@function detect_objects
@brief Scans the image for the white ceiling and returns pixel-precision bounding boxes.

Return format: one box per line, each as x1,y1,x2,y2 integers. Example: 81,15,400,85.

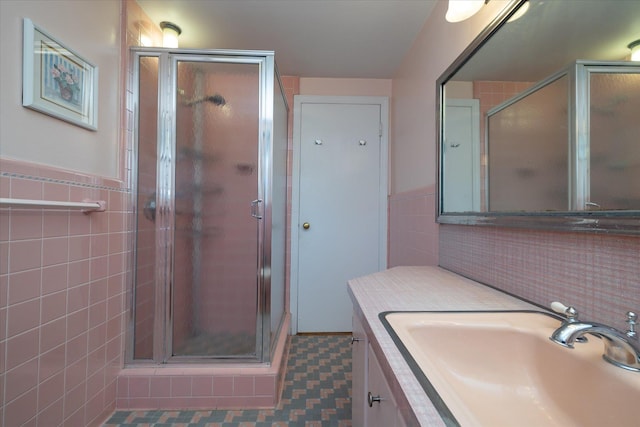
136,0,438,78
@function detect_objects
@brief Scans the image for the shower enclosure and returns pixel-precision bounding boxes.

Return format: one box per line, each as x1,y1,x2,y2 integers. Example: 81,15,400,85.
129,48,288,364
486,61,640,212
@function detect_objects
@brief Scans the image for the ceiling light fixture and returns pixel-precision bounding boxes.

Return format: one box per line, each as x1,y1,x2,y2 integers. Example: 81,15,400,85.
160,21,182,48
629,39,640,61
446,0,488,23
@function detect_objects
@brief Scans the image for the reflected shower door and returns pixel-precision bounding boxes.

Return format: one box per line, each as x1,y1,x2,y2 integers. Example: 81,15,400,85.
589,71,640,210
488,76,569,211
172,59,260,358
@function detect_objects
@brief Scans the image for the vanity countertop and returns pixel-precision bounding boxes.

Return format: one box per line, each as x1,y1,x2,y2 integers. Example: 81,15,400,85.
347,266,539,426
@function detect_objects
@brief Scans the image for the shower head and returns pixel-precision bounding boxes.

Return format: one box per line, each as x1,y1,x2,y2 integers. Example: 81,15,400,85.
184,94,226,107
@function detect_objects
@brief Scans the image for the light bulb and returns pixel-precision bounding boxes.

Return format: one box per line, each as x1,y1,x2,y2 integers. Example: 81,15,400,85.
629,40,640,61
160,21,181,48
446,0,485,23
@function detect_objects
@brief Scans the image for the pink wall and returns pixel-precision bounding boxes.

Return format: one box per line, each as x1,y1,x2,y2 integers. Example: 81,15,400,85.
388,0,511,268
389,0,640,328
300,78,392,97
0,0,125,425
388,186,438,267
0,160,127,427
0,1,122,179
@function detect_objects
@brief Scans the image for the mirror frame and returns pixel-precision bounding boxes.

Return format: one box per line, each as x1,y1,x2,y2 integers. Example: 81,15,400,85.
436,0,640,235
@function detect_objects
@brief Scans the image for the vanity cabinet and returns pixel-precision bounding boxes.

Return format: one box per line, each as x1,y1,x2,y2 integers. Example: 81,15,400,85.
353,314,407,427
352,314,369,426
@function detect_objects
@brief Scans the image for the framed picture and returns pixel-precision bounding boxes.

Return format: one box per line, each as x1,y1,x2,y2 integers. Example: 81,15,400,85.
22,18,98,131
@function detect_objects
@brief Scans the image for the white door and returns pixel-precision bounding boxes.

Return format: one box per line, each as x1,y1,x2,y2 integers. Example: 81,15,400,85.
443,99,480,212
292,96,388,333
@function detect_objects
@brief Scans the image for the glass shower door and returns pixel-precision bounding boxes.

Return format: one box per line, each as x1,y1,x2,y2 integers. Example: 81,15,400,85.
131,49,286,365
171,58,261,358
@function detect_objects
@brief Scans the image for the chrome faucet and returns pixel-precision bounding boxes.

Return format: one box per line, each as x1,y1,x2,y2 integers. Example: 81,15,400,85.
549,302,640,372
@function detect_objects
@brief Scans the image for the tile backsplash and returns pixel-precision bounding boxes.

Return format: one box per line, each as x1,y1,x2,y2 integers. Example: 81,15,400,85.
439,223,640,331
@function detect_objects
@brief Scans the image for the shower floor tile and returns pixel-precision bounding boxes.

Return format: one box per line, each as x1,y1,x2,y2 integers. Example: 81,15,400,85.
103,334,352,426
174,331,256,357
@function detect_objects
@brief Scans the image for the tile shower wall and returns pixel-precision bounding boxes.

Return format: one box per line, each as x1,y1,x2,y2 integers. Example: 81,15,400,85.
439,225,640,331
115,2,297,411
0,160,128,427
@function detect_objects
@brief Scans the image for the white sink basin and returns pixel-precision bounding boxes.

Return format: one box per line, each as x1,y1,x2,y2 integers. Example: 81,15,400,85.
383,311,640,427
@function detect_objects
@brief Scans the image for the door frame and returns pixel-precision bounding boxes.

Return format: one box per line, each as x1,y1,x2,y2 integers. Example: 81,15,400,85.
290,95,389,334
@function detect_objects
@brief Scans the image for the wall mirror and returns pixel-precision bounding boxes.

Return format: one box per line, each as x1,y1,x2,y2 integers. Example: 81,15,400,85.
437,0,640,234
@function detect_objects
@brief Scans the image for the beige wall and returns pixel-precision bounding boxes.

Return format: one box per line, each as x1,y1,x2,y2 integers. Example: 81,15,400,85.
446,81,474,99
0,0,122,179
300,77,391,96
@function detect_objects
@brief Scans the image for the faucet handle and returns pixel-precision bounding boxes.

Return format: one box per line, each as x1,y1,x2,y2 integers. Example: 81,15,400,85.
551,301,579,322
626,311,637,339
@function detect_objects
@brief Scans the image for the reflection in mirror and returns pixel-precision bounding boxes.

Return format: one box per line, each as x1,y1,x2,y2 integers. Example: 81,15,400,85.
438,0,640,233
589,70,640,210
487,74,568,212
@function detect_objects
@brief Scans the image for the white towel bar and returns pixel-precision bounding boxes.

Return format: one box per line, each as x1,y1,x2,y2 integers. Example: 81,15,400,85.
0,198,106,212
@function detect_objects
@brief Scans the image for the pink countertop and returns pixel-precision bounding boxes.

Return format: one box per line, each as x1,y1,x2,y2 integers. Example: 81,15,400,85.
347,266,538,426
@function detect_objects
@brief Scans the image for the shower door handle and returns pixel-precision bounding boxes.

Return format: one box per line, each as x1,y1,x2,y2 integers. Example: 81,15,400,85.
143,193,157,222
250,199,263,219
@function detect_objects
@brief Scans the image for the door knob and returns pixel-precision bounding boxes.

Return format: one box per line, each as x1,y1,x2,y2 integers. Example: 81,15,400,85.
367,392,382,407
302,222,310,230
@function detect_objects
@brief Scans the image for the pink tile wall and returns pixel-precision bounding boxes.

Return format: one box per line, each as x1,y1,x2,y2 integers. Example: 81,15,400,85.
0,159,127,427
196,71,261,337
117,371,277,410
387,184,639,331
388,185,439,267
115,314,290,410
439,224,640,331
421,80,640,329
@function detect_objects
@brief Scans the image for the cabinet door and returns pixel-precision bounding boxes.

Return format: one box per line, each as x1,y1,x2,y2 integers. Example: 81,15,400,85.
352,315,368,426
367,344,398,427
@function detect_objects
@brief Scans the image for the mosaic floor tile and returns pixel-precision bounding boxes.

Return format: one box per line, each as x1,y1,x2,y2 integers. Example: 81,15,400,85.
174,332,256,357
103,334,352,426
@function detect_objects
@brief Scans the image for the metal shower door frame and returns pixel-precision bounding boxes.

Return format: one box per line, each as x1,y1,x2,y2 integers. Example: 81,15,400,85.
129,47,277,364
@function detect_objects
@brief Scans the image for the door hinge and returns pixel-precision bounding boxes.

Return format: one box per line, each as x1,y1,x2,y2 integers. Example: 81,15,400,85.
379,122,383,137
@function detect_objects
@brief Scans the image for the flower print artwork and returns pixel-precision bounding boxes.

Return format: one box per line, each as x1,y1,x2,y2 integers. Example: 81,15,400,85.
50,63,81,103
42,41,85,109
23,18,97,130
